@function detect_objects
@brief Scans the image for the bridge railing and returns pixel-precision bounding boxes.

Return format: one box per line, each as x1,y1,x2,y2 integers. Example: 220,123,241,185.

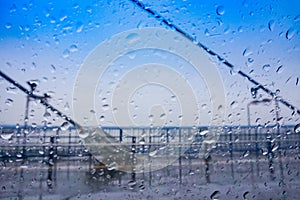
0,125,298,159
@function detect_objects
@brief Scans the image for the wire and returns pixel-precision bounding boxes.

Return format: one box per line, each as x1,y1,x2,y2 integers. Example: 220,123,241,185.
129,0,300,116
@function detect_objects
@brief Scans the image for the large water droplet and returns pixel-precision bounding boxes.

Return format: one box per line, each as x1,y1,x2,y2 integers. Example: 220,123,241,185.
286,28,296,40
243,191,249,199
294,123,300,133
139,184,145,191
107,162,117,170
263,64,271,72
60,122,70,131
79,129,89,139
268,20,275,31
5,23,12,29
0,130,14,140
216,6,225,16
128,180,137,188
210,190,221,199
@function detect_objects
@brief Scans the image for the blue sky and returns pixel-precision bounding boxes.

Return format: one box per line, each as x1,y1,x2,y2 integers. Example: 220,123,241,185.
0,0,299,127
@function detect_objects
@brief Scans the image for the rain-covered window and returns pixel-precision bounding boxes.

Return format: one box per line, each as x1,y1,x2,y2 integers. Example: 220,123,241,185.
0,0,299,199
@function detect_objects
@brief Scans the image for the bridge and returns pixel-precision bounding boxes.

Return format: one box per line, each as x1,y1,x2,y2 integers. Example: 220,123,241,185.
1,125,298,159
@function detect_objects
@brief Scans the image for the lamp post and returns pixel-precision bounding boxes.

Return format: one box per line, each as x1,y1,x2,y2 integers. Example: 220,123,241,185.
24,81,37,128
21,81,38,158
247,85,281,177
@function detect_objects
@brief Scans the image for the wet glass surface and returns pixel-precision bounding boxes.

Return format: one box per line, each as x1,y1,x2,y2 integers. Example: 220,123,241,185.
0,0,300,199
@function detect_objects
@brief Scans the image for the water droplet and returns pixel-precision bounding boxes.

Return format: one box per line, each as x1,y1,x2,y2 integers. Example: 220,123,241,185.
294,123,300,133
250,87,259,98
160,113,166,119
149,149,158,156
210,190,221,199
59,14,68,22
102,104,110,111
128,180,137,188
171,95,176,101
128,52,136,59
38,150,44,155
43,111,51,119
0,130,14,140
263,64,271,72
5,23,12,29
276,65,284,74
296,77,299,86
62,49,70,58
286,28,296,40
64,102,70,110
90,168,96,175
295,14,300,22
50,64,56,73
9,4,17,13
47,179,52,187
272,144,279,152
204,28,210,36
76,22,84,33
139,138,145,145
216,6,225,16
242,48,253,57
107,162,117,170
243,191,249,199
99,115,105,122
125,33,140,44
139,184,145,191
60,121,70,131
248,58,254,63
86,6,92,14
199,130,209,136
78,129,89,139
69,44,78,52
230,101,238,109
5,98,13,106
243,150,250,157
268,20,275,31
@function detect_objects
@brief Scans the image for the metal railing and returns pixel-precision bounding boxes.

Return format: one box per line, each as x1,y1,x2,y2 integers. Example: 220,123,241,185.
0,125,298,159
